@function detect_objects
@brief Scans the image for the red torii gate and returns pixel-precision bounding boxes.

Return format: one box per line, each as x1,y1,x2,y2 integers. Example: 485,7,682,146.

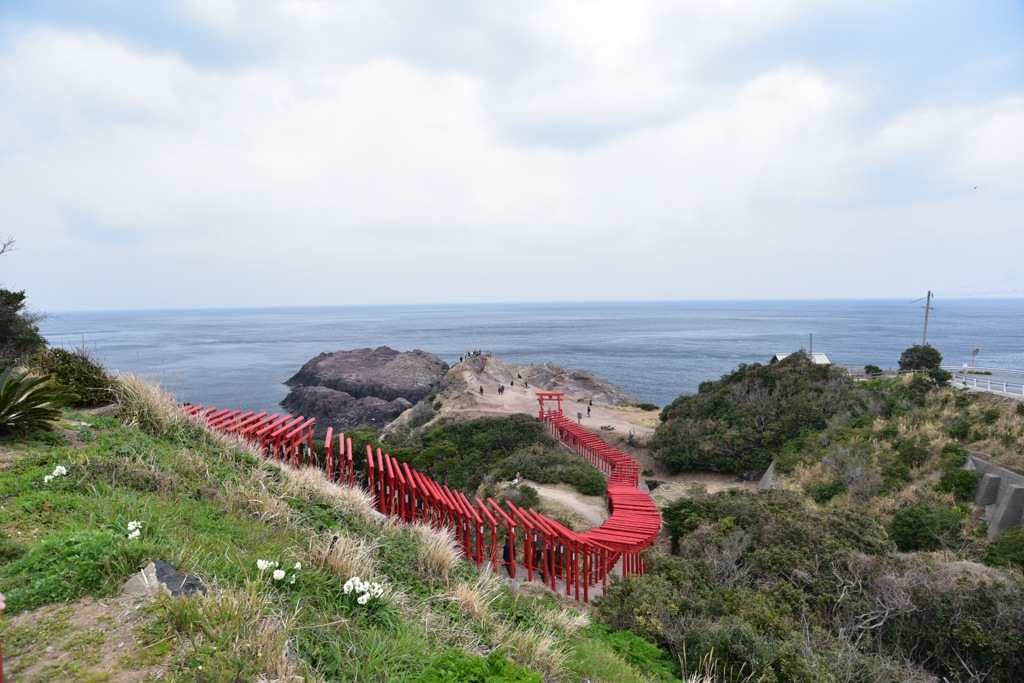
536,391,565,420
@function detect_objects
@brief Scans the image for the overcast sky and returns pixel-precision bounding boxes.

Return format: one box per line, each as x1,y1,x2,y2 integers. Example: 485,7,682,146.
1,1,1022,311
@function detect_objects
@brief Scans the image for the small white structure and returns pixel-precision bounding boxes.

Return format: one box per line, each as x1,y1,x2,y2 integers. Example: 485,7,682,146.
770,352,831,365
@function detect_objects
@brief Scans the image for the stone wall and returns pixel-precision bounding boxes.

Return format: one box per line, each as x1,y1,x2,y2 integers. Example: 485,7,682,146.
967,455,1024,539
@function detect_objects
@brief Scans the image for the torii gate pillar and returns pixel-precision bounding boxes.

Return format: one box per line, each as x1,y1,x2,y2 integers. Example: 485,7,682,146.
536,392,565,420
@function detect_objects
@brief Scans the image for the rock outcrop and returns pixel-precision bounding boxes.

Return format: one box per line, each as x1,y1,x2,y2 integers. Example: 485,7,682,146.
282,346,448,435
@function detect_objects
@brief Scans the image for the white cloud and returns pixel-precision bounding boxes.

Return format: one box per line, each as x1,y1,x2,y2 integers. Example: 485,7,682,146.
0,1,1021,309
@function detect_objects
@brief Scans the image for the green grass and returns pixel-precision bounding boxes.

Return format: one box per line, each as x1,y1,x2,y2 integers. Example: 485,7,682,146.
0,397,670,682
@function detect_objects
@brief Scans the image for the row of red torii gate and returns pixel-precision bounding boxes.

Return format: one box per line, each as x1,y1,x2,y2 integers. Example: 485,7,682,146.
185,391,661,603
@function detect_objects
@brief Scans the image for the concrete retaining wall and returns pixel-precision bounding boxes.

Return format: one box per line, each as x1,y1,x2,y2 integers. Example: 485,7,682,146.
966,455,1024,539
757,461,776,491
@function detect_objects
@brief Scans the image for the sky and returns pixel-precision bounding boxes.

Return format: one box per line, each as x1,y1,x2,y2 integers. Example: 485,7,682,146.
1,0,1022,311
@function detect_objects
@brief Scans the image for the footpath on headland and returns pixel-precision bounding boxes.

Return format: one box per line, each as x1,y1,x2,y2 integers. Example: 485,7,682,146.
186,387,661,603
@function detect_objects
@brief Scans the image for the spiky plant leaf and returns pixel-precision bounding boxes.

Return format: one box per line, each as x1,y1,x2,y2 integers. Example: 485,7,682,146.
0,366,66,435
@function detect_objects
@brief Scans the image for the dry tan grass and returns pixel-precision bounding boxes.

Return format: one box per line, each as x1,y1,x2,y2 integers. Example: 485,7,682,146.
173,447,210,480
446,569,504,623
113,373,186,436
278,465,377,523
307,531,377,581
412,522,462,582
492,622,567,680
225,477,291,527
161,581,303,682
544,607,590,634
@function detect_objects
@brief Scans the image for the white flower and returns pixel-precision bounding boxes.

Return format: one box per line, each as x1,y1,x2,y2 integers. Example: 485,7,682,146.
128,529,141,540
44,475,53,484
343,580,354,594
357,594,369,605
53,465,67,476
257,559,270,571
273,569,286,581
127,521,141,532
293,562,302,570
289,575,296,585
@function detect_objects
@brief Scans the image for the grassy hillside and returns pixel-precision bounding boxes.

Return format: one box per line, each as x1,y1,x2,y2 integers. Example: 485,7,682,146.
621,353,1024,682
0,377,672,682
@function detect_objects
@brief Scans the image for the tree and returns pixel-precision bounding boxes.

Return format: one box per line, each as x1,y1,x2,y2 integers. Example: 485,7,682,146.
0,237,47,368
898,344,943,372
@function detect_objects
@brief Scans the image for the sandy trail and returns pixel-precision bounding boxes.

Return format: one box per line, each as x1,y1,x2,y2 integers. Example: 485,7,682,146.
523,480,609,527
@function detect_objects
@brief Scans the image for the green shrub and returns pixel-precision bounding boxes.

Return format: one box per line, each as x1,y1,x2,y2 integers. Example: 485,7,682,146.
940,442,968,468
898,345,943,372
877,422,899,442
0,366,67,435
806,480,846,504
948,419,971,440
651,354,853,474
982,407,1002,425
889,503,964,551
985,528,1024,570
634,402,659,412
928,368,952,386
864,364,883,376
584,624,679,680
1017,403,1024,417
881,462,912,489
936,468,981,501
33,346,114,406
896,437,931,469
415,649,543,682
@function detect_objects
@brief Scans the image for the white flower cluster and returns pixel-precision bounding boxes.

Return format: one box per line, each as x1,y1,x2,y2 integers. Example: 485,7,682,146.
127,520,142,540
43,464,68,484
257,560,301,585
343,576,384,606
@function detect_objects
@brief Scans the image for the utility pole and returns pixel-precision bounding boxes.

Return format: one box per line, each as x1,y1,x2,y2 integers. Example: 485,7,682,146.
922,290,933,346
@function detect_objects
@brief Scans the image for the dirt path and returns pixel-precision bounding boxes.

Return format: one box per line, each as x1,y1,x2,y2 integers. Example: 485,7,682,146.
524,480,609,527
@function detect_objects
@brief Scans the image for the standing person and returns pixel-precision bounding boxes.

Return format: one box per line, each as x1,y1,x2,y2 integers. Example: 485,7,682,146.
502,537,514,577
587,406,591,417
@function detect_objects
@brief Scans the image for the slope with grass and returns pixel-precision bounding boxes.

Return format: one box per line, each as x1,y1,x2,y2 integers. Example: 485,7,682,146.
605,353,1024,682
0,376,680,682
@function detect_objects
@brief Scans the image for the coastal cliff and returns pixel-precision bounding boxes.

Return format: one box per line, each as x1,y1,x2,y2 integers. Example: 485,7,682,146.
281,346,449,434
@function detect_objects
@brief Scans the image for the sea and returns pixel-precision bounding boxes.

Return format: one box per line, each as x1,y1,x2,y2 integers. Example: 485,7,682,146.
39,299,1024,414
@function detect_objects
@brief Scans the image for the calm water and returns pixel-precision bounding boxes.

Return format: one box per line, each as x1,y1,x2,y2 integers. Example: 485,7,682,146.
40,299,1024,413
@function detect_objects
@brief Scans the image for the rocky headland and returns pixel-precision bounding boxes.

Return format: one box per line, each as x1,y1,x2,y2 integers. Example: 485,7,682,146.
281,346,449,436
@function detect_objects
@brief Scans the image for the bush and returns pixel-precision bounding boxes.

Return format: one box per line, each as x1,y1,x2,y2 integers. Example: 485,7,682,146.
928,368,952,386
0,366,66,435
33,346,114,406
864,364,883,376
0,287,46,368
415,649,542,682
898,345,943,372
881,462,911,489
947,419,971,440
634,402,659,412
982,407,1002,425
985,528,1024,570
939,443,968,471
889,503,964,552
806,480,846,504
651,354,852,474
895,436,931,469
1017,403,1024,417
936,468,981,501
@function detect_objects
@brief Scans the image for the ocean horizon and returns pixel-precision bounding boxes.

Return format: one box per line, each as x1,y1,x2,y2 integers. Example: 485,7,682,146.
40,298,1024,414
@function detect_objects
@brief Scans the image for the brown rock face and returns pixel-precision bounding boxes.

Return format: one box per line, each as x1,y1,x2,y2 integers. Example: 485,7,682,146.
281,346,448,434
